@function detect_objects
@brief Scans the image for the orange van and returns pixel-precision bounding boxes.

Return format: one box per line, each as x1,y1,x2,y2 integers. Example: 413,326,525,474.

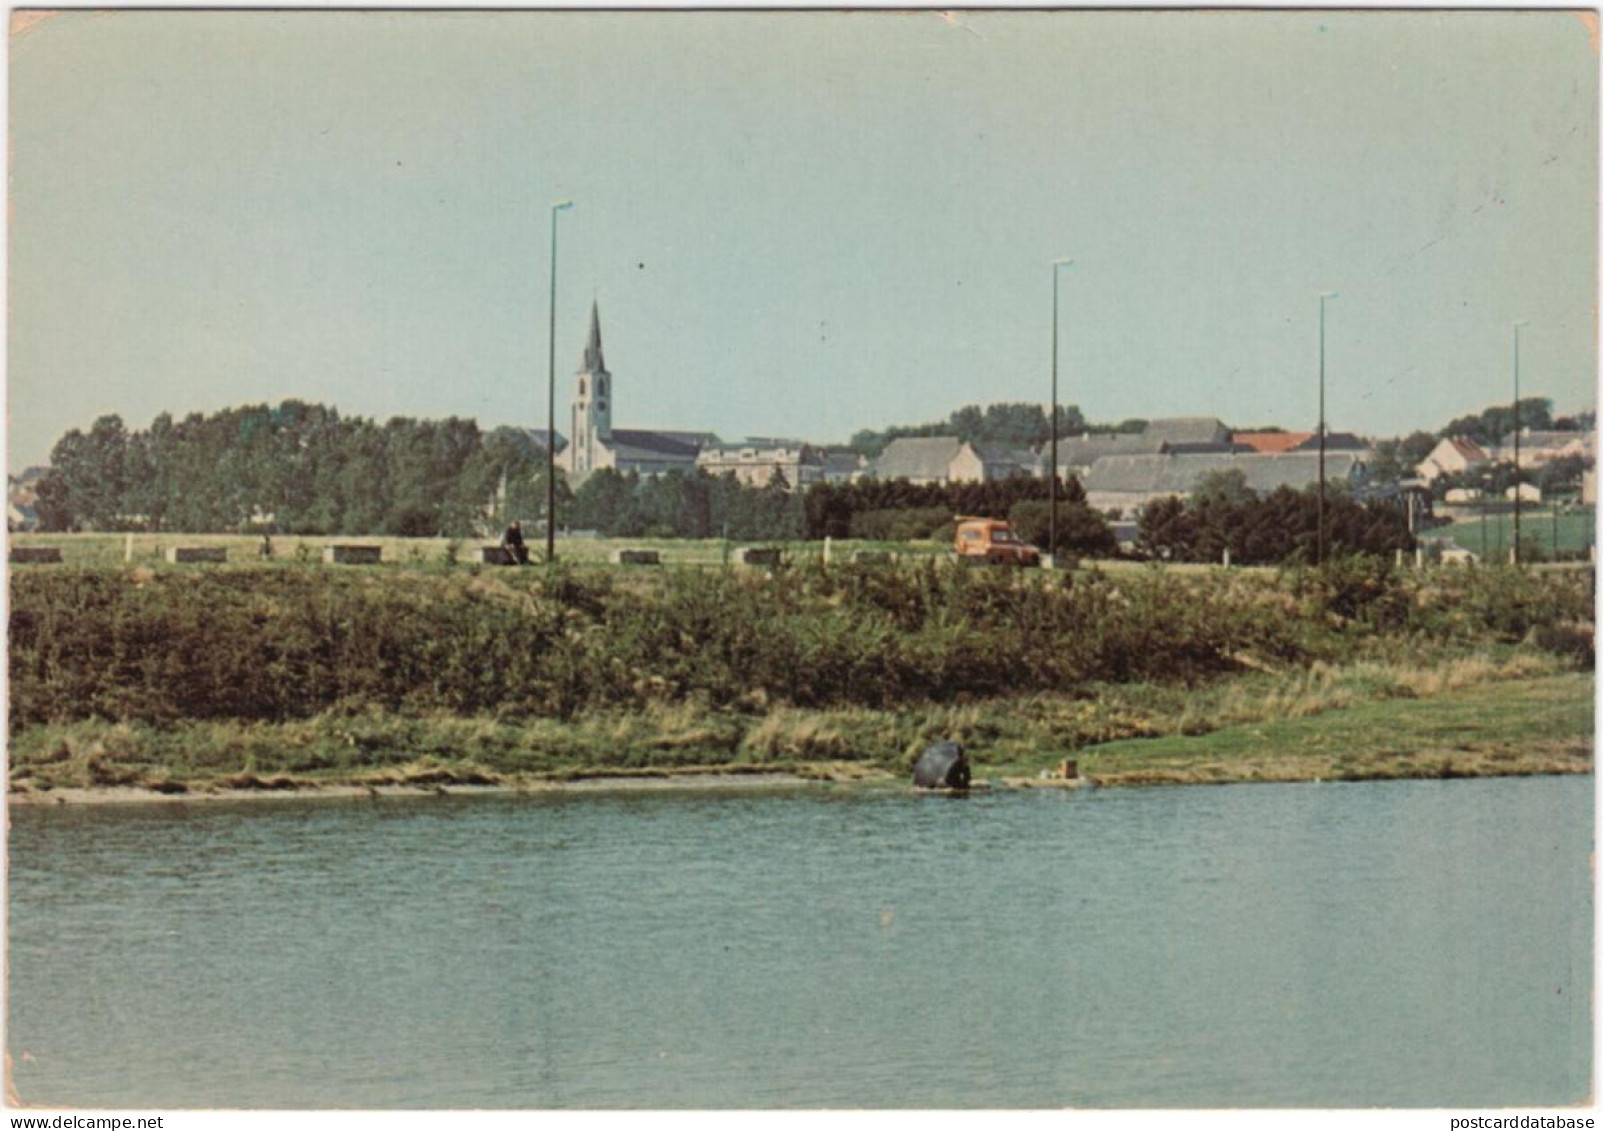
953,517,1042,567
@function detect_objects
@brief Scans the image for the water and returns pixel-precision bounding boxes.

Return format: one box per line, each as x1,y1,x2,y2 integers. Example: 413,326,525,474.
6,775,1592,1108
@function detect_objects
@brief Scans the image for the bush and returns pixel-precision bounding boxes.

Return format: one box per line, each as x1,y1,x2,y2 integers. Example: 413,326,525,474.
1008,499,1119,558
847,507,952,542
7,562,1591,731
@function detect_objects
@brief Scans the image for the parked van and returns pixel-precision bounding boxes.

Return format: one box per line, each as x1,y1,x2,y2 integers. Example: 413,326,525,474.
953,517,1041,566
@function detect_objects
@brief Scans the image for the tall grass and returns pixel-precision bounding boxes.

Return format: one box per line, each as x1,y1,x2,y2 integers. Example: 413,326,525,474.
9,557,1593,731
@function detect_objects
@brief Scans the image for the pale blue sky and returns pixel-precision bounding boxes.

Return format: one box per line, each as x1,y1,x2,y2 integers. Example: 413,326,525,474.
8,9,1598,472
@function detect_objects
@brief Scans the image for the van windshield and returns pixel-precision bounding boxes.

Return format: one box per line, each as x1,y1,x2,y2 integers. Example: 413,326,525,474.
991,530,1019,544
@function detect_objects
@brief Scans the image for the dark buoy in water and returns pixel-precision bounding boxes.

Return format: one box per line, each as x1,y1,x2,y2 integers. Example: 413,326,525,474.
912,740,970,790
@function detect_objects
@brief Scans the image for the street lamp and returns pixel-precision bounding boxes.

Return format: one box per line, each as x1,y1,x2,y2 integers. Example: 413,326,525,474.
1512,319,1529,565
1050,257,1073,564
1317,291,1338,566
547,199,574,564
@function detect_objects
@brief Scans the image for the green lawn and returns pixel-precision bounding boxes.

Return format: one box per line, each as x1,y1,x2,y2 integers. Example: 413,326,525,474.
1439,509,1595,559
1074,672,1593,786
7,531,949,569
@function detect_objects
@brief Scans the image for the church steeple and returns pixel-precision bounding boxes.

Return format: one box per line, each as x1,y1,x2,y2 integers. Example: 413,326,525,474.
568,301,613,475
582,300,605,373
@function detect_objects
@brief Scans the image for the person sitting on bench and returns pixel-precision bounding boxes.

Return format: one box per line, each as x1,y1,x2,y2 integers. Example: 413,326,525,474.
500,519,530,565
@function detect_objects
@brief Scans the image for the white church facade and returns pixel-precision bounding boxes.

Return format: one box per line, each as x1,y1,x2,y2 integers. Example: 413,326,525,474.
557,303,716,479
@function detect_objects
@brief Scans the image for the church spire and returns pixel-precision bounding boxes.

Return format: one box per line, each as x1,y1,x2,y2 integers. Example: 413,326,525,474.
582,300,605,373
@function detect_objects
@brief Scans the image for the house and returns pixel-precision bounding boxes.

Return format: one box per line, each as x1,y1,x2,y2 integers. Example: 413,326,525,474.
1232,431,1314,454
867,437,973,484
557,303,716,480
819,450,867,484
1056,432,1163,475
696,440,825,489
1083,451,1367,514
1493,429,1595,468
1140,416,1234,450
1415,437,1491,481
971,444,1041,480
1232,430,1368,456
867,437,1035,485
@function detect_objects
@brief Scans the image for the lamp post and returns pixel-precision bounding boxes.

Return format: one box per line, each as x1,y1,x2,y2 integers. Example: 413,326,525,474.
547,199,574,564
1050,257,1073,564
1316,291,1338,566
1512,319,1528,565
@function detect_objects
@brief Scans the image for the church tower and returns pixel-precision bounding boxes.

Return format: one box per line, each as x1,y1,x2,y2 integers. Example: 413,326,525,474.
568,301,613,474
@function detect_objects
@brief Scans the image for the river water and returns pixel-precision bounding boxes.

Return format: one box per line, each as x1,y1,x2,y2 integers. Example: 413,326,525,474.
6,775,1592,1108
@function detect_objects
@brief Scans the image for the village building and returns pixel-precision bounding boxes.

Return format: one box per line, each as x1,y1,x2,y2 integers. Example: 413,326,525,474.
696,439,825,489
557,303,717,480
1082,451,1368,514
820,450,867,484
1492,429,1595,468
1415,436,1491,481
866,437,1037,485
1141,416,1234,451
1057,433,1162,476
1232,431,1314,454
1232,430,1368,456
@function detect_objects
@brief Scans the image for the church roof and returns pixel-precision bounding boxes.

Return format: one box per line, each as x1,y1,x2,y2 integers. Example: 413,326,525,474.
609,429,701,459
582,300,606,373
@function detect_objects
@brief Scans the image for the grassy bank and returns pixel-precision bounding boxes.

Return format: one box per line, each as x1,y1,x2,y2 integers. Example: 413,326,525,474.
8,557,1593,797
8,651,1591,797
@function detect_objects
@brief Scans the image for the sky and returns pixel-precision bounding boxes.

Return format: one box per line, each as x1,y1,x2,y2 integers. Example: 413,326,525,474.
6,9,1598,473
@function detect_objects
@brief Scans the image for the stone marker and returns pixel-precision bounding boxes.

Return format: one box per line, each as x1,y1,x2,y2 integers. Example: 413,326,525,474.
740,548,782,567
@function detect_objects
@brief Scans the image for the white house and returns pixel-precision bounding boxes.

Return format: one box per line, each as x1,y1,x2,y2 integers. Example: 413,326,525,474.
1415,436,1491,481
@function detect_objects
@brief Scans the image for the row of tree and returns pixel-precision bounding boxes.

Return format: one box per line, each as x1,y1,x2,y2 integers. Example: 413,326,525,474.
847,402,1146,457
1135,471,1413,565
568,467,1120,551
34,404,564,537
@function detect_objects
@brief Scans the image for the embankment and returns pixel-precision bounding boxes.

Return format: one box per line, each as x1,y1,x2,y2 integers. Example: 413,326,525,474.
8,559,1594,798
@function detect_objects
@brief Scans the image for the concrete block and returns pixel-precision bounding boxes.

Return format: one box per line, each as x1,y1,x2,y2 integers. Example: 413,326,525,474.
9,547,62,564
165,546,227,564
323,545,383,565
612,549,661,565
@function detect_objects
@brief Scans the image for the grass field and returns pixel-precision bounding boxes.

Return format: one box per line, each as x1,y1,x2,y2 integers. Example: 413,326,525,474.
1068,671,1592,786
1438,508,1595,560
7,531,951,569
7,531,1268,576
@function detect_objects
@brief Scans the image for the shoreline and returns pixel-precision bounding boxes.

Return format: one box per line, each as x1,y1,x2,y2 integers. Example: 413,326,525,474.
9,757,1591,807
11,662,1592,808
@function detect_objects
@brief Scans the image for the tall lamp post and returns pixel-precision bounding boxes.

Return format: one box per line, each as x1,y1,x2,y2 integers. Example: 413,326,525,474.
1316,291,1338,566
1512,319,1528,565
1050,257,1073,564
546,199,574,564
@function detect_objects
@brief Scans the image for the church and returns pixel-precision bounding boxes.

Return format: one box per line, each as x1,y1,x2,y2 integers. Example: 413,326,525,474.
556,302,717,479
